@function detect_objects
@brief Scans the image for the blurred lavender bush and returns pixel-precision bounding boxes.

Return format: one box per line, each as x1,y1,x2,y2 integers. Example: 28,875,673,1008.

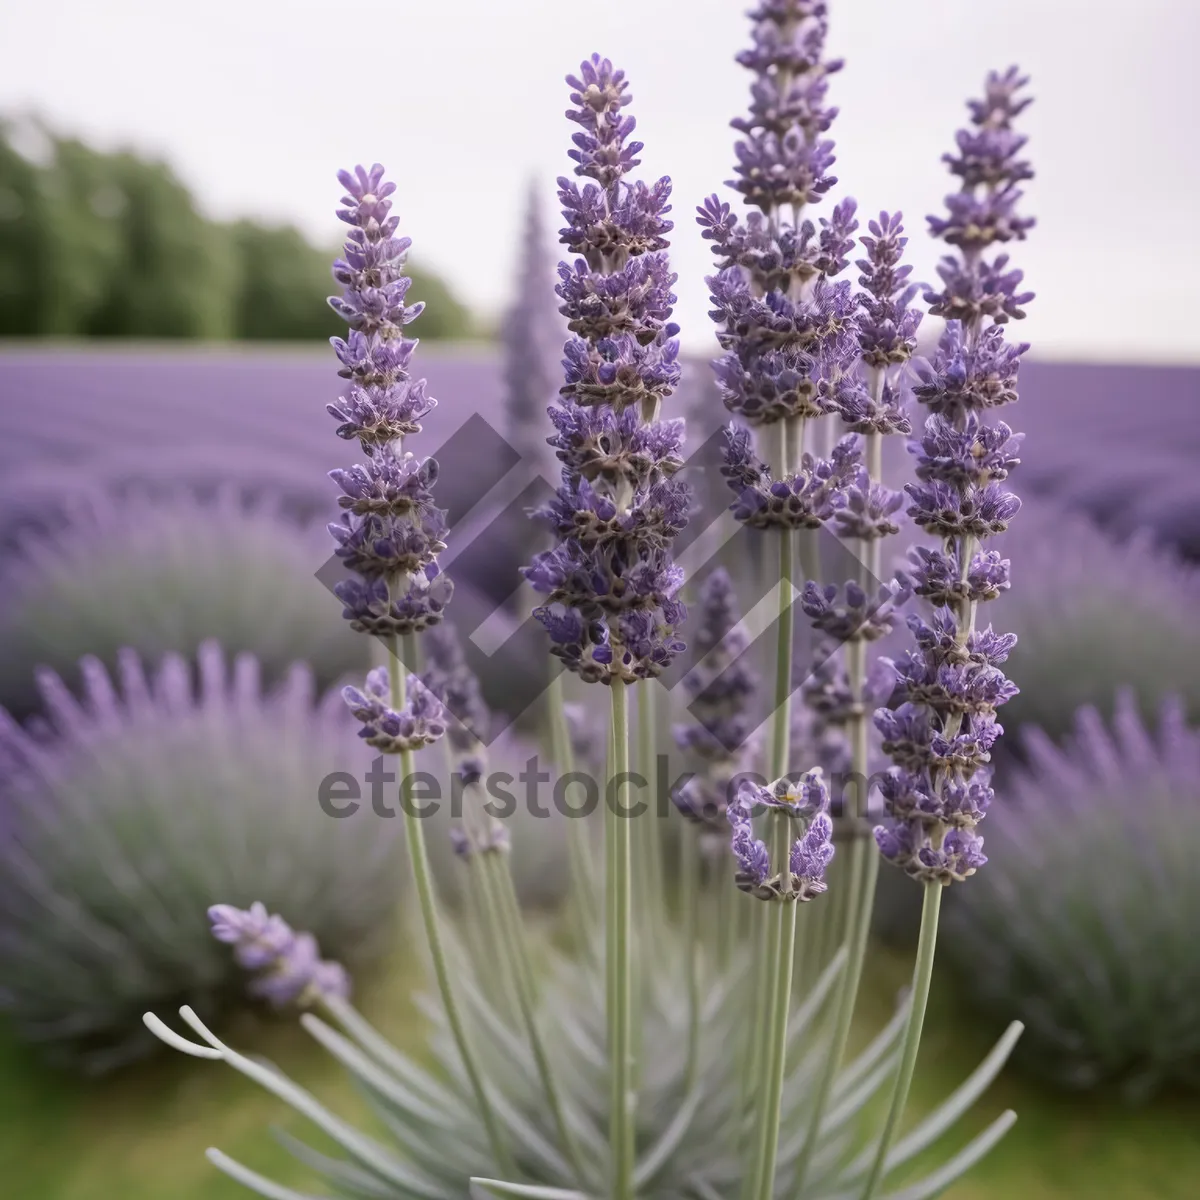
0,641,401,1071
0,488,369,717
942,693,1200,1099
994,496,1200,741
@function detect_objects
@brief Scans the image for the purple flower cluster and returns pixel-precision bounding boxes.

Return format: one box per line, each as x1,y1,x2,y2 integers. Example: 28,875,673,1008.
423,623,490,784
342,667,448,754
672,570,760,835
208,902,350,1008
874,70,1034,884
325,165,452,748
524,57,690,685
728,770,834,902
326,164,453,647
699,1,862,511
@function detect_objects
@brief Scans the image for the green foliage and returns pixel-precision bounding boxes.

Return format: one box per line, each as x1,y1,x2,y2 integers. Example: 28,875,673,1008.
943,696,1200,1100
0,119,473,341
0,642,403,1073
148,862,1020,1199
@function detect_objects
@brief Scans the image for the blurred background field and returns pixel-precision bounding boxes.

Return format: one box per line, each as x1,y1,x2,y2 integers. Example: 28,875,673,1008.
3,1,1200,1195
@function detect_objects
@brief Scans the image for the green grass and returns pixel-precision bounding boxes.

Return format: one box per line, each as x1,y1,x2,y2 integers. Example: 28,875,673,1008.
1,940,1197,1199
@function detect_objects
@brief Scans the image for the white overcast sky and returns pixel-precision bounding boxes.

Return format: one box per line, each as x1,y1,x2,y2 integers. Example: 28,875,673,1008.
2,0,1198,361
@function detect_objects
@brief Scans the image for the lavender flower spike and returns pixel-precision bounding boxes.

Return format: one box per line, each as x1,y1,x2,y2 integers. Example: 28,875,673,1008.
327,163,454,644
208,903,350,1008
523,55,690,685
672,568,759,835
876,68,1035,886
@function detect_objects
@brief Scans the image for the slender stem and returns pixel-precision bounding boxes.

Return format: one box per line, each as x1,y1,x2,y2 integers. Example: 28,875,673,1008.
390,636,513,1176
465,849,522,1025
548,672,596,945
637,681,663,920
745,893,781,1200
680,820,701,1094
859,881,944,1200
752,816,799,1200
770,530,796,782
740,897,773,1166
487,850,587,1184
607,681,635,1200
793,421,887,1190
743,523,800,1199
631,680,658,1092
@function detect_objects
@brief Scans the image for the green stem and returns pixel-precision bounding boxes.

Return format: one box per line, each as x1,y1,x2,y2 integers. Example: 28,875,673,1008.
607,681,635,1200
637,681,663,922
770,529,796,782
744,524,798,1199
680,820,701,1094
390,636,514,1177
859,881,943,1200
751,816,799,1200
486,850,587,1184
548,672,596,946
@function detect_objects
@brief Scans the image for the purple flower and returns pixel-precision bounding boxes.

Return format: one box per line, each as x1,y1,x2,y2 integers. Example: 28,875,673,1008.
721,424,861,530
326,163,454,682
728,774,835,902
801,578,909,643
333,567,452,639
700,0,861,481
423,623,491,756
342,667,447,753
833,473,906,541
913,324,1029,420
790,811,834,899
873,70,1034,886
208,904,350,1009
673,569,759,762
854,211,924,368
524,58,690,683
729,793,772,893
547,404,684,489
209,901,294,971
905,477,1021,540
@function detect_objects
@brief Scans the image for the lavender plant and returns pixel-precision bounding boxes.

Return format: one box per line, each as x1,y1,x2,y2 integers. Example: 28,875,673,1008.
991,496,1200,740
0,642,399,1071
944,693,1200,1099
0,488,368,717
503,182,565,482
144,14,1034,1200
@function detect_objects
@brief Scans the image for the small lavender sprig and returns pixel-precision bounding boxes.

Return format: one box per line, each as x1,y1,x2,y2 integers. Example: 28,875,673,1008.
861,68,1035,1200
208,903,350,1008
327,165,512,1176
521,57,692,1200
326,164,454,643
877,68,1034,884
699,7,854,1197
503,183,564,481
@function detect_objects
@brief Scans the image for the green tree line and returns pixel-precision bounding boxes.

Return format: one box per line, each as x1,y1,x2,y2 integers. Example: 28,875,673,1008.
0,119,473,341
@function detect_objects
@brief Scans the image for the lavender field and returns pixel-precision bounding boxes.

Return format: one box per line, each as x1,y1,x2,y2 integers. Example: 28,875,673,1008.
4,347,1198,557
